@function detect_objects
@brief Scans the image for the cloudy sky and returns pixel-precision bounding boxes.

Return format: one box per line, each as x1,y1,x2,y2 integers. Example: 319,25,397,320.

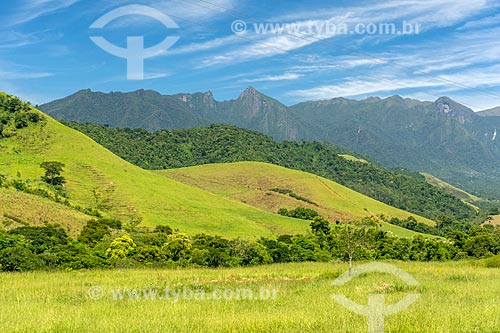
2,0,500,110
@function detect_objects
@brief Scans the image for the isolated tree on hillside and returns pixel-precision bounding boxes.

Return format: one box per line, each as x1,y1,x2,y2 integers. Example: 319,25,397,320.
40,161,65,186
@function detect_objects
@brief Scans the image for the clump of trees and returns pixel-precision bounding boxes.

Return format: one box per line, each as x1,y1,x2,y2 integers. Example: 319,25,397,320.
278,207,319,220
78,218,122,246
0,94,43,138
270,188,317,205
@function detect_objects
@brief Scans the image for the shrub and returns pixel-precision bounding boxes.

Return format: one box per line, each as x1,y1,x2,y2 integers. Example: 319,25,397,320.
0,247,43,271
78,219,112,247
8,225,69,254
278,207,320,220
154,225,173,234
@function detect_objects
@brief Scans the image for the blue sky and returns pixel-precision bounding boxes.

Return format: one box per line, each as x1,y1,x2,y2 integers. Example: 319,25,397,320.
2,0,500,110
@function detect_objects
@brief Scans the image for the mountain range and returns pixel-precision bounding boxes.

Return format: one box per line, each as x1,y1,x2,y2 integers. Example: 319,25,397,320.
40,87,500,198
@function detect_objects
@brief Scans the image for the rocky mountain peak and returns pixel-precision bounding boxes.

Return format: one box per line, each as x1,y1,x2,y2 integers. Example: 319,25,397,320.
236,88,268,118
434,97,474,124
239,86,260,99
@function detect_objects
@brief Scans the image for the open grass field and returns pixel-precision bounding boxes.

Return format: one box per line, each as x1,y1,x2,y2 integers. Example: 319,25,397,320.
1,260,499,332
162,162,435,237
0,114,311,238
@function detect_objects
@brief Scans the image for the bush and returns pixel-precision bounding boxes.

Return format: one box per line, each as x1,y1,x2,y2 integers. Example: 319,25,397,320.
52,242,108,269
278,207,319,220
154,225,173,234
133,245,163,263
78,219,111,247
8,225,69,254
0,95,44,137
0,247,43,271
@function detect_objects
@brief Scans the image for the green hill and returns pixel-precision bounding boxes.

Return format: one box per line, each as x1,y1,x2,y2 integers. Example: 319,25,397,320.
66,122,479,222
0,93,312,238
161,162,435,237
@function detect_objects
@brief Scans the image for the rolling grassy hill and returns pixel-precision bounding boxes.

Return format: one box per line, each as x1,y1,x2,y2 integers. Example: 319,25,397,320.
0,97,312,238
161,162,435,237
66,122,479,222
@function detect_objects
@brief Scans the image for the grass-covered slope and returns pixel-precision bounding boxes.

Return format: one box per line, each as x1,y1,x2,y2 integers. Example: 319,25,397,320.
161,162,435,237
0,94,311,238
0,187,89,237
67,122,479,222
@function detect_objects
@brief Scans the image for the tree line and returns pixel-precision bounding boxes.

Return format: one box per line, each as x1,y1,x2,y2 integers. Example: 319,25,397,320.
1,215,499,272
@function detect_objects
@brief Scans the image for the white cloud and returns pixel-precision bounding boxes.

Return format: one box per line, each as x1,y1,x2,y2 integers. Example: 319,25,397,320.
164,35,242,56
271,0,495,26
242,73,302,83
288,77,441,100
287,62,500,110
0,71,54,79
200,33,320,67
197,0,495,67
439,65,500,89
143,72,170,80
0,60,55,80
152,0,234,21
0,31,46,49
5,0,80,27
290,64,339,72
458,13,500,31
378,26,500,76
103,0,235,28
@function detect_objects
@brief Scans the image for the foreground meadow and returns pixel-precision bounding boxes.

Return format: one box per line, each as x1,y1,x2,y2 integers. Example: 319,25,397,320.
1,261,499,332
